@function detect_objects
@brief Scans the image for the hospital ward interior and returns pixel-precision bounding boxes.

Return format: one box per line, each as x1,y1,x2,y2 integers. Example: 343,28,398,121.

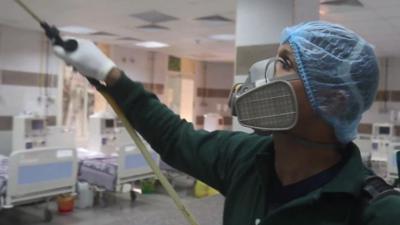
0,0,399,225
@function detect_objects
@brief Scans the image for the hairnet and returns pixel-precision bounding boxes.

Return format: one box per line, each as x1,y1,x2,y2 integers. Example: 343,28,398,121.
281,21,379,143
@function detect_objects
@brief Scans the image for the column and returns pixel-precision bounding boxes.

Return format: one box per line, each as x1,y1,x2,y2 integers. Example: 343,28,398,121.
233,0,320,132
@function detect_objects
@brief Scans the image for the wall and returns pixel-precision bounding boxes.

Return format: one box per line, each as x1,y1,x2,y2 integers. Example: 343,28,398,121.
359,57,400,136
194,62,234,130
0,24,235,155
0,25,61,155
111,46,168,102
234,0,319,132
95,47,235,131
1,24,397,155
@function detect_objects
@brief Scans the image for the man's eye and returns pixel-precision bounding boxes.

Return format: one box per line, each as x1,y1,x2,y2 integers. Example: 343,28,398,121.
278,57,292,70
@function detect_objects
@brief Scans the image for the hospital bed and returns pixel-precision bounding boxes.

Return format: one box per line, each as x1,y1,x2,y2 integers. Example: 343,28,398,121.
0,148,78,222
77,144,160,204
354,134,373,166
0,155,8,198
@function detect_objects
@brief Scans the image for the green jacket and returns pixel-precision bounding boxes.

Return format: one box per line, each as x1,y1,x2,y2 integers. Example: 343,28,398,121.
107,73,400,225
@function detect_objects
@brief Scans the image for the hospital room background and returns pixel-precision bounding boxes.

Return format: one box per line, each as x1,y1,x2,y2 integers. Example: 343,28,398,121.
0,0,400,224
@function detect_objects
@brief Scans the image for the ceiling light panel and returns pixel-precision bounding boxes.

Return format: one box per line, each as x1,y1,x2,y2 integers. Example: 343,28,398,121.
320,0,363,6
136,41,169,48
195,15,234,23
209,34,235,41
137,24,170,31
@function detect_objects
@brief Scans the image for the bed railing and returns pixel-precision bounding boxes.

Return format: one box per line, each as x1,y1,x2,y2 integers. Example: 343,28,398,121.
5,147,78,207
117,144,160,188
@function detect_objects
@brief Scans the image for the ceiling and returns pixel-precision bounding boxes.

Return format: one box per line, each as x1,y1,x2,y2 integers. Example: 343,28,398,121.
0,0,236,62
0,0,399,62
321,0,400,57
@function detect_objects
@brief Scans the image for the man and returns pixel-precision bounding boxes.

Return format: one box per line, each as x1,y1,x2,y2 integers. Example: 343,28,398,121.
54,21,400,224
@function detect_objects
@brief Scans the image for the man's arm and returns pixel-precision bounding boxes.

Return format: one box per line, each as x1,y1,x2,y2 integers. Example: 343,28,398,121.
52,38,270,194
363,195,400,225
104,69,268,194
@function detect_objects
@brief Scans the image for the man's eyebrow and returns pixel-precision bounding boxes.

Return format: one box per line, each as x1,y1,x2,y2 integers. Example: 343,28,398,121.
278,48,292,57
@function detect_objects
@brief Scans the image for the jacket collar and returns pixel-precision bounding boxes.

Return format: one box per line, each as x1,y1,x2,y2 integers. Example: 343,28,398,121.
255,141,368,197
319,142,369,197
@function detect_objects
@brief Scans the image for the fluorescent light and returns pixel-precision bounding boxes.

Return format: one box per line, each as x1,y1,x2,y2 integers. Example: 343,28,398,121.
319,9,327,15
136,41,169,48
59,26,97,34
132,188,142,194
209,34,235,41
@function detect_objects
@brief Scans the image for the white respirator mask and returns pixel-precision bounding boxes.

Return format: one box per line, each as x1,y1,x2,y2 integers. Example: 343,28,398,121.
228,57,300,131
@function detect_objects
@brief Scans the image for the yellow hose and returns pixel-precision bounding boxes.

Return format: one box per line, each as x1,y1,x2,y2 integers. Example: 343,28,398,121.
98,88,200,225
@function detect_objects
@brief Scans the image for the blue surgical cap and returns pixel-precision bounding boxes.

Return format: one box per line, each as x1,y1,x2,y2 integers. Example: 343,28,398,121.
281,21,379,143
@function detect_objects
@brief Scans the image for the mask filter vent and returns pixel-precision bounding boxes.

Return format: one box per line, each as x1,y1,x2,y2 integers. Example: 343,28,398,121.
235,81,298,130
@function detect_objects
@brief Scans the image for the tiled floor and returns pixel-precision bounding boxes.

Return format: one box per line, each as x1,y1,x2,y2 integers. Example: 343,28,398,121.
0,191,224,225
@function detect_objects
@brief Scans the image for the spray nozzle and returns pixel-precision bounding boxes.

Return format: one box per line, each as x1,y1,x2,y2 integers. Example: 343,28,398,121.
40,22,78,52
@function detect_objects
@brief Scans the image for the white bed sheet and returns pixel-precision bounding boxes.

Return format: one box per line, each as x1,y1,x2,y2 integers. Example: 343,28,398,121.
0,155,8,195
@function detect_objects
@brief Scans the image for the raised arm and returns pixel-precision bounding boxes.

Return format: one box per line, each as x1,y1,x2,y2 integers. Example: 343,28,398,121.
52,38,270,194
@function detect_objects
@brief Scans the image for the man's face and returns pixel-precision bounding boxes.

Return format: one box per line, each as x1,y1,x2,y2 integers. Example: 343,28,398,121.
275,44,315,127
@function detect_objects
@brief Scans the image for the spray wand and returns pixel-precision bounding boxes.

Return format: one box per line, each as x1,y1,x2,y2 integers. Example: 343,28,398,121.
14,0,77,52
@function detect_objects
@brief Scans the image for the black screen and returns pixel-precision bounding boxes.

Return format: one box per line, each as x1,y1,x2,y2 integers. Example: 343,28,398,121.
105,119,115,128
31,120,44,130
379,127,391,135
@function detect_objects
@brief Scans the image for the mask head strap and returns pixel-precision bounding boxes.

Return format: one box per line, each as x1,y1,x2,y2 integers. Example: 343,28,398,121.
278,131,346,151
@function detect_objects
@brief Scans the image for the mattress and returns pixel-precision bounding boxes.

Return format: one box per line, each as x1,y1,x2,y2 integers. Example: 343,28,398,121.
77,148,117,191
79,157,118,191
77,147,108,160
77,148,157,191
0,155,9,195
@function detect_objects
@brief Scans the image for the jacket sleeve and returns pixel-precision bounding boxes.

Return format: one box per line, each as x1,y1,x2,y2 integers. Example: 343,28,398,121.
363,195,400,225
106,73,268,194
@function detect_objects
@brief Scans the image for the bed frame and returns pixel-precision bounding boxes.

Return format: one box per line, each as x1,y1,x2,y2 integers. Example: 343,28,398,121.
115,144,159,190
2,147,78,220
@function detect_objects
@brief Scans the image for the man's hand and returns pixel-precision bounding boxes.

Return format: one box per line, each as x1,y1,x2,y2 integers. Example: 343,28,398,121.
53,38,116,81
